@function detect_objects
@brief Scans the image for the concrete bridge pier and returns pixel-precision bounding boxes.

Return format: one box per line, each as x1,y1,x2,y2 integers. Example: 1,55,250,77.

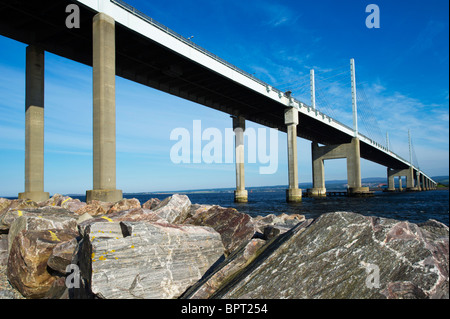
86,13,122,203
388,168,418,192
406,167,418,191
307,142,327,197
307,137,370,197
416,171,422,191
18,45,49,203
398,176,403,191
386,168,396,192
346,138,370,196
285,108,302,202
233,116,248,203
405,166,417,192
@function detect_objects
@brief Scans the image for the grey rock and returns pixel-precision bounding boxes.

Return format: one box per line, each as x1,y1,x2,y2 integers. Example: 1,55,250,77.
106,198,141,215
183,205,256,256
152,194,191,224
0,235,7,266
107,207,165,223
183,238,266,299
74,200,113,216
212,212,449,299
47,238,79,274
254,213,306,239
79,220,225,299
142,198,161,210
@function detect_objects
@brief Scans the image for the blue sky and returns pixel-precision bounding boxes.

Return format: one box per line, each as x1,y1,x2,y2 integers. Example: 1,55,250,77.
0,0,448,196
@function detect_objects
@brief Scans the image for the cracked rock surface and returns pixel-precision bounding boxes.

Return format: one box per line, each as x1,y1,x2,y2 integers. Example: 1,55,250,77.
212,212,449,299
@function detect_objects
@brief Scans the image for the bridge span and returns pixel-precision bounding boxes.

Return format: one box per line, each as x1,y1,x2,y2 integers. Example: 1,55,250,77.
0,0,437,203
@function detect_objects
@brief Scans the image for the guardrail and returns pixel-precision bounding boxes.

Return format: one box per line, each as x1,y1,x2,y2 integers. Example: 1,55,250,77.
110,0,286,94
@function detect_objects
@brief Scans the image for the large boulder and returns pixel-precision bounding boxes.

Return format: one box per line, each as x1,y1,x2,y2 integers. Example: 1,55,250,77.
77,208,165,237
75,201,114,217
0,198,11,215
7,228,79,299
0,199,39,231
152,194,191,224
6,208,78,253
47,238,79,275
183,238,266,299
253,213,306,239
39,194,87,214
183,205,256,255
0,235,7,266
211,212,449,299
106,198,141,215
106,207,164,223
142,198,161,210
78,220,224,299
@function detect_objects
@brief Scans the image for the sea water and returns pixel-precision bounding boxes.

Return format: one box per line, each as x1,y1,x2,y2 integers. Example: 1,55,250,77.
76,189,449,226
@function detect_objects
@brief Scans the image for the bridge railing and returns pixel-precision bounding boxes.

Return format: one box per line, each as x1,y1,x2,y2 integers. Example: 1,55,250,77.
110,0,288,98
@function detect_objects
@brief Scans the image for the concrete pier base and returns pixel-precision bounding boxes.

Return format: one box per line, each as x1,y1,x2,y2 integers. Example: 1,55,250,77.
286,188,303,203
307,188,327,197
348,187,372,197
86,189,123,203
18,191,50,203
234,190,248,203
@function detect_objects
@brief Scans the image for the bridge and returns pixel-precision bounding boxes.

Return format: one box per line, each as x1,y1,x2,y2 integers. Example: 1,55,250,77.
0,0,437,203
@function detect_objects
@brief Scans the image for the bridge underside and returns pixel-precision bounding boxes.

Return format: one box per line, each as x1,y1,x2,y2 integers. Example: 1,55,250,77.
0,0,363,147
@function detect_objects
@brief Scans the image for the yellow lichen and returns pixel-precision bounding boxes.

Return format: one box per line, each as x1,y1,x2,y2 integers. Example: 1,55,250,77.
48,230,60,242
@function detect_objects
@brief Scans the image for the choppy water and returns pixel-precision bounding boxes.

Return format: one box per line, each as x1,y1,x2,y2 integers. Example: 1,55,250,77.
76,189,449,226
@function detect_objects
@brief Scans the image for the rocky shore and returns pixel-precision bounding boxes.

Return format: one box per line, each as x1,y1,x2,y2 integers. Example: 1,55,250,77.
0,194,448,299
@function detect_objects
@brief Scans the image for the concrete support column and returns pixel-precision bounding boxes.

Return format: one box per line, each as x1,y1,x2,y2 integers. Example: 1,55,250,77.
285,108,302,202
406,167,416,191
347,137,370,196
308,142,326,197
86,13,122,203
233,116,248,203
421,174,426,191
387,168,396,192
398,176,403,192
416,172,421,191
18,46,49,203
